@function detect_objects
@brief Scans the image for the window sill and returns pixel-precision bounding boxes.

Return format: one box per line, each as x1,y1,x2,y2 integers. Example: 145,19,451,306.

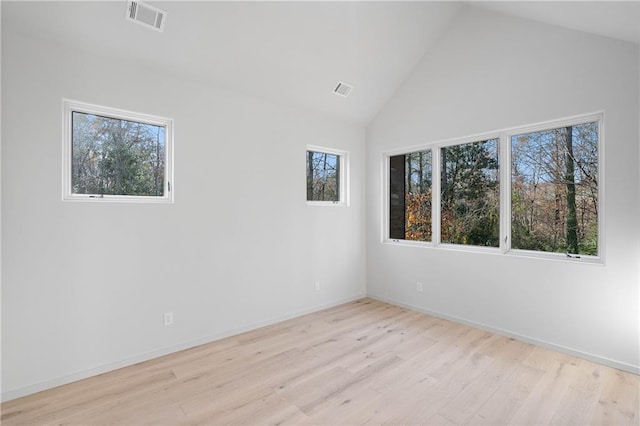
383,239,603,265
506,249,603,265
307,201,348,207
63,194,173,204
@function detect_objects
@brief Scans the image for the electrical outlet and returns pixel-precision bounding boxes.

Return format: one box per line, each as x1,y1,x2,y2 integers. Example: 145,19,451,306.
416,282,423,292
164,312,174,326
315,281,320,292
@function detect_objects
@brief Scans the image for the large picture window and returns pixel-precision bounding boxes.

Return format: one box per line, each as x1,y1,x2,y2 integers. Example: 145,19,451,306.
441,139,499,247
63,100,173,202
385,113,602,262
511,122,598,256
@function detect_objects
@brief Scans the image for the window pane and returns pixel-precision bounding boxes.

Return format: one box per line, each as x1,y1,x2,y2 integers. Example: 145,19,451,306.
441,139,500,247
307,151,340,202
389,150,432,241
511,122,598,255
71,112,166,197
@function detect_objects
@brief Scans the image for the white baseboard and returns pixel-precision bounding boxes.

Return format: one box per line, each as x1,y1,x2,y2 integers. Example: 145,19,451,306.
1,293,366,402
368,294,640,376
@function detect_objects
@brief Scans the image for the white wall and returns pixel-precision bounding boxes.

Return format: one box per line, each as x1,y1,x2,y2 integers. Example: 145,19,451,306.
366,6,640,372
0,2,4,399
1,29,366,400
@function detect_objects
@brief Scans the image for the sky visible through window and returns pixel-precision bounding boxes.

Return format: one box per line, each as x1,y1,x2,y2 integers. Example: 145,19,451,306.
441,139,500,247
388,119,598,257
307,151,340,202
71,112,166,197
511,122,598,255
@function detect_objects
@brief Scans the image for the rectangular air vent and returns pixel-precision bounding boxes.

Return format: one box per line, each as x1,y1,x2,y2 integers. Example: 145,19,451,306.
126,1,166,32
333,82,353,98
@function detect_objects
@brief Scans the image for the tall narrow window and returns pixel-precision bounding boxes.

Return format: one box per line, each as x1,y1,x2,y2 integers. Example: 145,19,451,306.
441,139,500,247
511,121,599,256
306,146,348,205
63,100,173,202
389,150,432,241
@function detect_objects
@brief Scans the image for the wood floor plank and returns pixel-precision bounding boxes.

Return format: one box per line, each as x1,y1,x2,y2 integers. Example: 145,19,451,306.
181,385,280,424
436,338,535,424
509,353,582,425
2,298,638,426
1,370,179,425
549,360,606,425
587,367,639,425
469,363,545,425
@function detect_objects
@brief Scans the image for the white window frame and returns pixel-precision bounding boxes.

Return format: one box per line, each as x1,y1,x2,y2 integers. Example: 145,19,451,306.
382,112,604,265
386,147,435,244
306,145,349,207
503,112,604,264
62,99,174,203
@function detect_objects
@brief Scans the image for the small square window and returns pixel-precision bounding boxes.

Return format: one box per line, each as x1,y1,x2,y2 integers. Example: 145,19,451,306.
63,100,173,203
306,146,348,205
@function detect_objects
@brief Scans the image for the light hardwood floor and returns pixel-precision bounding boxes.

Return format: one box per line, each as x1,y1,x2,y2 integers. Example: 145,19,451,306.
2,298,638,425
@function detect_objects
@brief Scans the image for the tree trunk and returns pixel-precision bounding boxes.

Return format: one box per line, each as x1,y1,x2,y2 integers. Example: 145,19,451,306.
441,148,448,203
406,156,412,194
321,153,328,199
155,126,161,196
417,151,423,193
565,126,579,254
306,151,314,200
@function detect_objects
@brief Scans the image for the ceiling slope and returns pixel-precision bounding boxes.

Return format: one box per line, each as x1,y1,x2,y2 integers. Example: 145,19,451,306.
1,1,462,125
473,1,640,46
2,2,638,126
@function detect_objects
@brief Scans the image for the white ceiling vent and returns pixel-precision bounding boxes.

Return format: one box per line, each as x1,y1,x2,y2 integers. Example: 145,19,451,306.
333,82,353,98
126,1,166,32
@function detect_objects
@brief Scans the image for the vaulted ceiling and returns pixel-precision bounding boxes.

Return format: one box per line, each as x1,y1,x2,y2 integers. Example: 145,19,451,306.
3,1,639,126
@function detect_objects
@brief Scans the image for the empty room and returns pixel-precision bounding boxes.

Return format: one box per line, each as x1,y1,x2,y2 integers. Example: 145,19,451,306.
1,1,639,425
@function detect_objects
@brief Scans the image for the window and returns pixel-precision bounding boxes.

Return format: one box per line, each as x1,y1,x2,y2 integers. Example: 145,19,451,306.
63,100,173,202
306,146,348,205
389,150,432,241
385,113,602,262
441,139,499,247
511,121,599,256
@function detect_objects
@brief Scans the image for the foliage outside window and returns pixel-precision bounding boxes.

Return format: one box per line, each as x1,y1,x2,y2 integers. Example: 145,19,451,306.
63,100,173,202
511,122,598,256
441,139,499,247
386,113,601,261
306,147,347,205
389,150,432,241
